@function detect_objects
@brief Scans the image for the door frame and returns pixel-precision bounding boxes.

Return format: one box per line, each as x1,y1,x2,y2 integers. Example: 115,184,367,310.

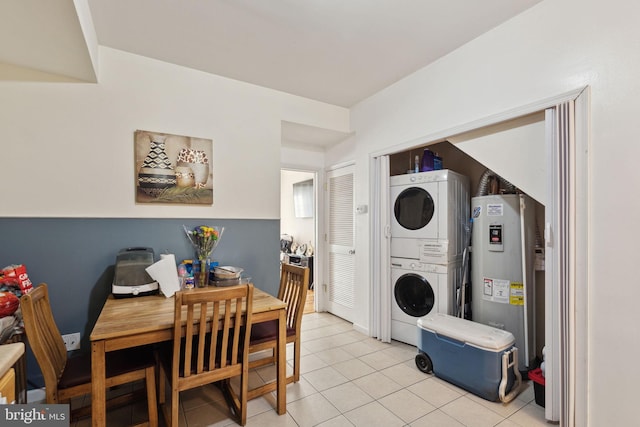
280,166,322,312
370,86,589,424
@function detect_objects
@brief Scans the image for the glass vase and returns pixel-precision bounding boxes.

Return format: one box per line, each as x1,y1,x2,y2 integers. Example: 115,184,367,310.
195,259,210,288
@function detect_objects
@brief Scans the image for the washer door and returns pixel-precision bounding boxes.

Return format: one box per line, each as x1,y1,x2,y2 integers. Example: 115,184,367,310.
393,187,435,231
394,273,435,317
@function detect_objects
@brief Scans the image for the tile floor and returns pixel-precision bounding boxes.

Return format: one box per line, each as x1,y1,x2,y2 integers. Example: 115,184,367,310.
75,311,549,427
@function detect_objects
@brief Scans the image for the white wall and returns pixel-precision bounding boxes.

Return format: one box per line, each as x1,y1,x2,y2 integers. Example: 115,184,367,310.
0,46,349,220
449,114,546,204
326,0,640,424
281,145,325,170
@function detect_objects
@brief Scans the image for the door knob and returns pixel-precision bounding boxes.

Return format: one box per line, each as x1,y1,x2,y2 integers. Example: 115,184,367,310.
348,250,355,255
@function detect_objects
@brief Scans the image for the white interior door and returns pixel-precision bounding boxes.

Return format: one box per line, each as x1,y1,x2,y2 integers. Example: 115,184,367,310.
325,165,355,321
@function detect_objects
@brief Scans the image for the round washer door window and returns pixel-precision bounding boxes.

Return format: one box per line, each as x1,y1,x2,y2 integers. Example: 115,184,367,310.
394,273,435,317
394,187,435,230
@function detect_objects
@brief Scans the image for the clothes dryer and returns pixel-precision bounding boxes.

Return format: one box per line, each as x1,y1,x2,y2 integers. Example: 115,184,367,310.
390,257,461,346
390,170,469,264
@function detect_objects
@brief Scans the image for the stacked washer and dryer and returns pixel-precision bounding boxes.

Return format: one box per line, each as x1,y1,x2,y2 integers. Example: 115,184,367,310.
390,170,470,346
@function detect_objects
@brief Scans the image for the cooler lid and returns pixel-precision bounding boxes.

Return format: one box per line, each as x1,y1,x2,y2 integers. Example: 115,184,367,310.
418,313,515,351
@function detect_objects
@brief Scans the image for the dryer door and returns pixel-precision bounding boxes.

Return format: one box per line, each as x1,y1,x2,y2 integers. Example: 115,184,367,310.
393,272,435,318
390,182,439,239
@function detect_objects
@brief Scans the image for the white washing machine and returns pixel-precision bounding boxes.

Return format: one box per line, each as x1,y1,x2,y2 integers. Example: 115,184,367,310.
390,170,469,264
391,257,461,346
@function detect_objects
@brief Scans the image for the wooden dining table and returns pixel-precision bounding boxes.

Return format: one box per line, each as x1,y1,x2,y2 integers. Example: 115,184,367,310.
90,286,287,427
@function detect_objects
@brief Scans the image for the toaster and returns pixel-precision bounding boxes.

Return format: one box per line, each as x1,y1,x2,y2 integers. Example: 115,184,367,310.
112,247,159,298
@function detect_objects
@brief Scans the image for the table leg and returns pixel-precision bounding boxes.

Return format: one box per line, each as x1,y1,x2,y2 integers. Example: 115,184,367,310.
91,340,106,427
276,308,286,415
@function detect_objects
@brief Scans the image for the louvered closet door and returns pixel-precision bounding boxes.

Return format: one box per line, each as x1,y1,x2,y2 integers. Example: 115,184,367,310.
326,165,355,321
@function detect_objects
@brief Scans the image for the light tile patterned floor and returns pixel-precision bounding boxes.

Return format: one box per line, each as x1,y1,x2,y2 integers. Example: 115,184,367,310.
75,312,548,427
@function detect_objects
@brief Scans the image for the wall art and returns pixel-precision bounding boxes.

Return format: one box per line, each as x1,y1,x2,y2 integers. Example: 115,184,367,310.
135,130,213,205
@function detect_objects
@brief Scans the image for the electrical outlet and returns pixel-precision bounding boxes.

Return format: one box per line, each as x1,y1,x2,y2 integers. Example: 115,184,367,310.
62,333,80,351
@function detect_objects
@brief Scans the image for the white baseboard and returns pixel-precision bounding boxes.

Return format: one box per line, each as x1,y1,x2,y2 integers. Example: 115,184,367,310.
353,322,369,336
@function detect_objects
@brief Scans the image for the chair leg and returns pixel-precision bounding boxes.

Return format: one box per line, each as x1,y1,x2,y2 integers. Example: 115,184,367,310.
159,361,180,427
240,368,248,425
158,362,166,405
171,388,180,427
145,366,158,427
293,337,301,382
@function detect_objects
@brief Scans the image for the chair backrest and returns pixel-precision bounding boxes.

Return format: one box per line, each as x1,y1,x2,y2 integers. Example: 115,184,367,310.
172,284,254,385
20,283,68,403
278,264,309,332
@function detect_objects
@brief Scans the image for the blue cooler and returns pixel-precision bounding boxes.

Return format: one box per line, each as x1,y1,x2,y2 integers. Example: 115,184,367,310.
416,313,522,403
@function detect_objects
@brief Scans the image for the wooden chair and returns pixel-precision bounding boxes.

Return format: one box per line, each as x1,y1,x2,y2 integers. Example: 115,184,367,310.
20,283,158,426
158,284,254,427
247,263,308,399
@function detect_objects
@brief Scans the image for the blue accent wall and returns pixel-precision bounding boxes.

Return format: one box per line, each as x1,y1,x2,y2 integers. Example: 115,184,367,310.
0,217,280,388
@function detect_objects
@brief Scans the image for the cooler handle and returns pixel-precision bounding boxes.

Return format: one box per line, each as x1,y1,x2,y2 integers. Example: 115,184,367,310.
434,333,465,348
499,347,522,403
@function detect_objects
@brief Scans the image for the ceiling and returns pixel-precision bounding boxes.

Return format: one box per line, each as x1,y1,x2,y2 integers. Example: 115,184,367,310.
0,0,541,147
87,0,541,107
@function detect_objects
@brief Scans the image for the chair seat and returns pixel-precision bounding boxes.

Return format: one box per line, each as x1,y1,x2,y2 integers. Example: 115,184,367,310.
249,320,295,346
58,347,155,390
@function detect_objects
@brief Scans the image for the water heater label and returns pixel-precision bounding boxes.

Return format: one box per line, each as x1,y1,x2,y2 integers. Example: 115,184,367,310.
486,203,504,216
483,277,510,304
510,282,524,305
483,278,493,296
